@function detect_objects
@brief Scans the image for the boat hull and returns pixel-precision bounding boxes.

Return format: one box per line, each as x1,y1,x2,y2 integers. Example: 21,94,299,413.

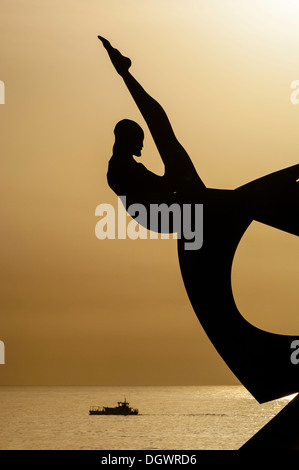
89,409,138,415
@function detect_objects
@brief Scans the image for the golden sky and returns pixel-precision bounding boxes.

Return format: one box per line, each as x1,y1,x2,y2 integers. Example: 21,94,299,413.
0,0,298,385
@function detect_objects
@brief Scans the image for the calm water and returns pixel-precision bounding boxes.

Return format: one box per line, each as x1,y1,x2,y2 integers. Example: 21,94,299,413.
0,386,293,450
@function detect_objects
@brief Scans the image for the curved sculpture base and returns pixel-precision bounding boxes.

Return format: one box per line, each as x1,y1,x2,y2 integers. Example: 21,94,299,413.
240,393,299,450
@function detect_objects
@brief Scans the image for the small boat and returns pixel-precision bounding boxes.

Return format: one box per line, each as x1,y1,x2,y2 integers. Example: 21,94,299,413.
89,398,139,415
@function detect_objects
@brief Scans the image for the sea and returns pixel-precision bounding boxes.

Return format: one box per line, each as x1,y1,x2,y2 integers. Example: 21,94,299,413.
0,385,294,450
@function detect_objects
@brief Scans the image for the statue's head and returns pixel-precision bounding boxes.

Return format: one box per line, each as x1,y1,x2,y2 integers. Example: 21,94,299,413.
114,119,144,157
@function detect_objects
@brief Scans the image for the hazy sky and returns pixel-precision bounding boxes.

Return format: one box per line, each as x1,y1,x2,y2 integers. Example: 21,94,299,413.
0,0,298,385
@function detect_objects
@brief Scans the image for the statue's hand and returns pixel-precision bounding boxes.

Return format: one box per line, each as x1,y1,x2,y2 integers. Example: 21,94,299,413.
98,36,131,75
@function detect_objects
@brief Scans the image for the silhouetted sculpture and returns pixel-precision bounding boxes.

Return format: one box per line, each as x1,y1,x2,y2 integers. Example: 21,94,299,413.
98,36,299,446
